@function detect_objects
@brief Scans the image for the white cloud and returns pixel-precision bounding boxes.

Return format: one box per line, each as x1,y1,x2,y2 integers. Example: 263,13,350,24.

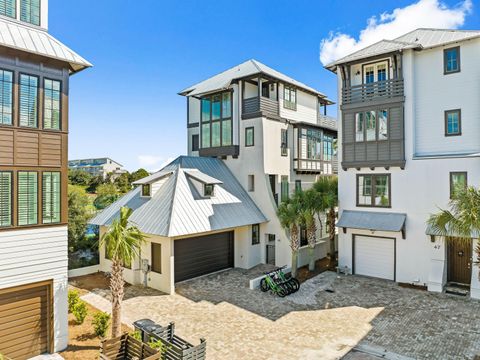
320,0,473,65
137,155,164,170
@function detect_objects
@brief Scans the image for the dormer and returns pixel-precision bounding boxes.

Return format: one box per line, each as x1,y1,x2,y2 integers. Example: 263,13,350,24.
133,170,174,198
184,169,222,198
0,0,49,29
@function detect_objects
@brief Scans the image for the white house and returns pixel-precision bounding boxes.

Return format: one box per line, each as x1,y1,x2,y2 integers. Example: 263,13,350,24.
91,60,337,293
69,157,127,180
0,0,91,357
326,28,480,298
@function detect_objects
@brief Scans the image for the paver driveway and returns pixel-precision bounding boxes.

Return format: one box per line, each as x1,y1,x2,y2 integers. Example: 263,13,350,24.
79,268,480,360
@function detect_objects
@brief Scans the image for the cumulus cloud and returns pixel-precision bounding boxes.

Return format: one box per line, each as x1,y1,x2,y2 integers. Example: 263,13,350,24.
320,0,473,65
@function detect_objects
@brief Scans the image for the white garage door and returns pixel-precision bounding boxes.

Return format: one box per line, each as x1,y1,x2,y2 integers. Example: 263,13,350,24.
354,235,395,280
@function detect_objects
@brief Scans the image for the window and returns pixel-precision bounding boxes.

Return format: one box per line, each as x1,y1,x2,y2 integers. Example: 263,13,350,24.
248,175,254,192
44,79,61,130
20,0,40,26
444,47,460,74
363,61,389,83
142,184,151,197
0,0,15,18
245,127,254,147
281,129,288,156
304,129,322,160
19,74,38,128
323,134,334,161
445,109,461,136
295,180,302,193
18,171,37,225
300,226,308,247
357,174,390,207
204,184,214,197
280,176,289,202
450,172,467,198
200,91,232,148
192,134,199,152
0,69,13,125
42,172,60,224
151,243,162,273
252,224,260,245
355,109,388,142
0,172,12,227
284,86,296,110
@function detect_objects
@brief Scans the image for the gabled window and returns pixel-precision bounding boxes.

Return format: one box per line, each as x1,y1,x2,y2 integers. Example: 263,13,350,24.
18,171,37,225
204,184,214,197
20,0,40,26
0,69,13,125
283,86,296,110
444,47,460,74
19,74,38,128
252,224,260,245
281,129,288,156
44,79,61,130
450,172,467,198
357,174,390,208
445,109,461,136
245,127,254,147
42,172,60,224
0,171,12,227
0,0,16,18
201,92,232,149
142,184,151,197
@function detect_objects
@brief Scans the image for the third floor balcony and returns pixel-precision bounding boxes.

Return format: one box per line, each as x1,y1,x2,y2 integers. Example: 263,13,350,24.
342,79,404,108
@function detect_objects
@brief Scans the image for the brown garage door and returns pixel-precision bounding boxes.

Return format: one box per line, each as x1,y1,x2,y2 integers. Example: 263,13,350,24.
174,231,234,282
0,281,52,360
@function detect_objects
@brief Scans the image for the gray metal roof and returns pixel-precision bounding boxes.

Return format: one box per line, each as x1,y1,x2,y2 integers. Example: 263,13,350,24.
337,210,406,232
90,156,268,237
0,18,92,74
326,28,480,71
179,59,330,100
183,169,223,184
132,170,173,185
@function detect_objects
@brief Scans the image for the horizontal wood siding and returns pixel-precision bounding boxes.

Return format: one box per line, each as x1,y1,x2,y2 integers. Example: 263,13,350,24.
40,133,62,167
342,79,404,106
0,129,14,164
15,131,39,166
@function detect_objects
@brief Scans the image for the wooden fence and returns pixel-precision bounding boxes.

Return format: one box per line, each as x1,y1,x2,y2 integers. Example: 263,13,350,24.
100,334,160,360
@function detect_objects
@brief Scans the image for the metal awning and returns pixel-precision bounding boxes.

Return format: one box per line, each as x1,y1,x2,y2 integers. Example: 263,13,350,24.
337,210,407,238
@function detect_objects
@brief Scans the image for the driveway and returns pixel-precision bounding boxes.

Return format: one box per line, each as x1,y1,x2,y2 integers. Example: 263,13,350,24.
78,268,480,360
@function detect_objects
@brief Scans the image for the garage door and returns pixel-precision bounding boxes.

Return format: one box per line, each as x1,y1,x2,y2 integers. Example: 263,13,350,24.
175,231,234,282
0,281,52,360
354,235,395,280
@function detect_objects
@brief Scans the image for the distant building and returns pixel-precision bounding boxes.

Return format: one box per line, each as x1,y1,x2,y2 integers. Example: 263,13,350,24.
69,158,127,179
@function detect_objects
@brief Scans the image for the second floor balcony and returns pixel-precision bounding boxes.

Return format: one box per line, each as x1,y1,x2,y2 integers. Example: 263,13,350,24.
342,79,404,108
242,96,279,118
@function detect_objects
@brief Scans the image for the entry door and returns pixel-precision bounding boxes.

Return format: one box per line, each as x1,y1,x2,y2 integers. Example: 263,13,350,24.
447,239,472,285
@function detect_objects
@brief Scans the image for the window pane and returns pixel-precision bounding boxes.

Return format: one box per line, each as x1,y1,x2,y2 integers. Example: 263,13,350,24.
18,171,37,226
281,176,289,202
222,92,231,118
252,224,260,245
375,175,389,206
323,134,333,161
0,0,16,18
21,0,40,25
365,66,374,83
446,48,458,72
358,175,372,205
355,112,364,142
0,172,11,227
211,121,221,147
307,129,322,160
201,124,210,148
377,64,387,81
0,69,13,125
447,111,460,134
451,173,467,197
378,110,388,140
19,74,38,128
222,120,231,146
151,243,162,273
212,95,221,120
246,127,254,146
201,98,210,123
43,172,60,224
366,111,376,141
44,79,61,130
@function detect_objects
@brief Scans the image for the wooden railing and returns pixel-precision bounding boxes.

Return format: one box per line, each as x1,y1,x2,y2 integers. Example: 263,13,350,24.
100,334,160,360
317,114,337,130
242,96,279,116
342,79,404,105
294,158,335,174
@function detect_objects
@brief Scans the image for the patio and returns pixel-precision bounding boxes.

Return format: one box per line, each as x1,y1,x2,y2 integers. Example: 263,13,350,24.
73,268,480,360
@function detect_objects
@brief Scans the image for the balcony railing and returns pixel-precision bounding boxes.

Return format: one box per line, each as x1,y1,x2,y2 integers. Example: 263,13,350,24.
317,114,337,130
242,96,279,117
342,79,404,105
293,158,335,174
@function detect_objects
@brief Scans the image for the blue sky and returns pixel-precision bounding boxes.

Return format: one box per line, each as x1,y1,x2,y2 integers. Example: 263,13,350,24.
51,0,479,171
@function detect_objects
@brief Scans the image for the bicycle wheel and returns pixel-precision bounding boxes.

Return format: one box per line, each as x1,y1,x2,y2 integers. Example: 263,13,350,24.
291,278,300,292
260,278,269,292
277,287,287,298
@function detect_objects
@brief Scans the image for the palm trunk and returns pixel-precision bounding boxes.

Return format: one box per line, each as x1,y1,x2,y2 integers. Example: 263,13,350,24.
110,259,124,338
290,223,300,278
307,222,317,271
291,251,298,278
327,207,336,261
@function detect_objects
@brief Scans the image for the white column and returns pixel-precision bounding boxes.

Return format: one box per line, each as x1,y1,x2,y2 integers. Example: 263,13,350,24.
470,239,480,299
427,236,447,292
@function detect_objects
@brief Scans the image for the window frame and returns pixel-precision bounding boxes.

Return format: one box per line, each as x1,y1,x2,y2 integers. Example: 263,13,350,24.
252,224,260,245
0,171,12,228
0,68,13,126
248,174,255,192
281,129,288,156
17,170,38,226
295,180,302,193
42,171,61,224
355,109,388,142
450,172,467,198
280,176,289,202
0,0,16,19
356,173,391,208
444,46,460,75
199,91,233,149
141,184,151,197
283,85,297,111
20,0,40,26
43,78,62,131
204,184,214,197
300,225,308,247
151,243,162,274
19,73,39,128
444,109,461,136
245,126,254,147
191,134,199,152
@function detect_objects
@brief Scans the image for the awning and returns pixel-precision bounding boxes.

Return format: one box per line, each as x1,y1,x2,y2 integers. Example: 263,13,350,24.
337,210,407,238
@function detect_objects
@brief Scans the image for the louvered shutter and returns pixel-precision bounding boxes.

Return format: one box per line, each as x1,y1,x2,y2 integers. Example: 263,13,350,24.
0,172,11,227
18,172,37,226
42,172,60,224
0,0,16,18
19,74,38,128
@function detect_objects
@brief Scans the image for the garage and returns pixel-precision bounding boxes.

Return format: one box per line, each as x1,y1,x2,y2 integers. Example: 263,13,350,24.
0,281,52,360
354,235,395,280
174,231,234,282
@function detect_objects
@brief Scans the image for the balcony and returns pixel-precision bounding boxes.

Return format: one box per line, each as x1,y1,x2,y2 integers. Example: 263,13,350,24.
342,79,404,108
242,96,279,119
293,159,335,174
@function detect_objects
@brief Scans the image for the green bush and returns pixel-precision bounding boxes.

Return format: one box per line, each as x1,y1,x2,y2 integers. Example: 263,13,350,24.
68,290,80,313
72,300,88,324
130,330,142,341
92,311,111,338
147,338,169,353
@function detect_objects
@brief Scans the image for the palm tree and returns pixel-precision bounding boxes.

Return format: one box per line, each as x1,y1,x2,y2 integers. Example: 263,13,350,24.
277,197,301,277
428,187,480,277
100,206,147,338
313,176,338,261
298,189,318,271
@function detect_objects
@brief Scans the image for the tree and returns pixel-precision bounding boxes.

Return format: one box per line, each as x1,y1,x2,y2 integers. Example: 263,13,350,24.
114,173,131,193
277,197,301,277
94,183,119,210
68,185,91,252
129,168,149,184
313,176,338,261
100,207,147,338
68,169,92,186
87,175,105,193
428,187,480,277
299,189,320,271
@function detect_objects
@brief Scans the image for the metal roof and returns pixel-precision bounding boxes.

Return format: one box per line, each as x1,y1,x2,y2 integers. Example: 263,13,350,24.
179,59,330,100
183,169,223,184
0,18,92,74
326,28,480,71
132,170,173,185
337,210,406,232
90,156,268,238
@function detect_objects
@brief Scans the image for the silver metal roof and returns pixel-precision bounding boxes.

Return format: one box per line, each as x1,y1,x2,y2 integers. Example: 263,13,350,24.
337,210,406,232
179,59,330,100
90,156,268,238
183,169,222,184
132,170,173,185
326,28,480,71
0,18,92,74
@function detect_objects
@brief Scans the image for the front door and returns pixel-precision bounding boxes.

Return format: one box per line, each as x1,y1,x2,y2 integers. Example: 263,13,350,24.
447,238,472,285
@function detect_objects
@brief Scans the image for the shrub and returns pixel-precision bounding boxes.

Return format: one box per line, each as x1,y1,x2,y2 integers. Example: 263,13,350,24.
130,330,142,341
72,300,88,324
147,338,169,354
68,290,80,313
92,311,111,338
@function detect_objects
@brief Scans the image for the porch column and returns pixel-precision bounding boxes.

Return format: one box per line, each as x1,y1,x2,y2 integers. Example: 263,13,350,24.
470,239,480,299
427,236,447,293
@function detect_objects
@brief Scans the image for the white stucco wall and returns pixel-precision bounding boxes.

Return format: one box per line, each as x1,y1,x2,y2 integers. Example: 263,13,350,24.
279,84,318,124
